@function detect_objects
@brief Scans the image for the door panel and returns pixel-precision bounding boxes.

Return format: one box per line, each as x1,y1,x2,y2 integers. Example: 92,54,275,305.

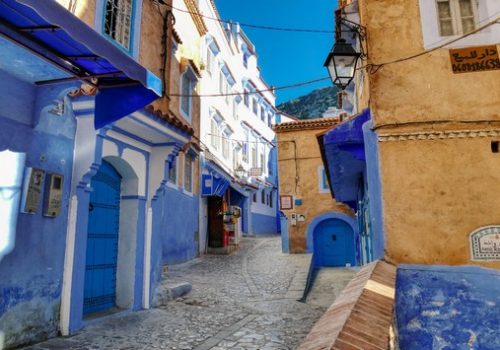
83,161,121,315
208,196,224,248
314,219,354,267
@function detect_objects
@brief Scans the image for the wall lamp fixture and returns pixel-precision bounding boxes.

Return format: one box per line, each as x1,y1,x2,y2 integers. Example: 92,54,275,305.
324,10,367,90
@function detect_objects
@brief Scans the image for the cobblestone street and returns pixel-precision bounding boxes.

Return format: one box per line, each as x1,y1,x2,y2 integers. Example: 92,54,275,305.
24,237,356,350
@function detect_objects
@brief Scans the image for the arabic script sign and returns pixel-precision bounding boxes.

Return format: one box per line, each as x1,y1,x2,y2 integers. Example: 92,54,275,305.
470,226,500,261
449,45,500,74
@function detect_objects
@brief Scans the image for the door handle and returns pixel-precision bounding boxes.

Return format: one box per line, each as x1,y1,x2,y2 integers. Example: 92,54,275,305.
89,203,94,212
332,234,337,241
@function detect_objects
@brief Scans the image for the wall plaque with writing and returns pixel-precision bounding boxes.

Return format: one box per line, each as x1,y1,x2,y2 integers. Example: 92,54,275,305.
449,45,500,74
470,226,500,261
280,195,293,210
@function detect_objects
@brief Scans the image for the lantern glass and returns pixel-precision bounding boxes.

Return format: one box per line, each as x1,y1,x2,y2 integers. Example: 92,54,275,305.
324,39,361,89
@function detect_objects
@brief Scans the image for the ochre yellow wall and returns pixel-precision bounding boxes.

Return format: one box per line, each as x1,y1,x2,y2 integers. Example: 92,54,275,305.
359,0,500,125
358,0,500,268
56,0,96,27
276,126,352,253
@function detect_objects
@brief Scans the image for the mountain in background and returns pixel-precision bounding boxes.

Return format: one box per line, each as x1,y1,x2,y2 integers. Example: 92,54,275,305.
277,86,339,120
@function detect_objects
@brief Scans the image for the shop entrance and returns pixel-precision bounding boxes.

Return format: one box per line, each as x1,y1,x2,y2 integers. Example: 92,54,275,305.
207,196,224,248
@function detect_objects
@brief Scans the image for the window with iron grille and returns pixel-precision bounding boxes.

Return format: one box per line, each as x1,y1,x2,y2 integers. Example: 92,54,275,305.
436,0,478,36
104,0,134,50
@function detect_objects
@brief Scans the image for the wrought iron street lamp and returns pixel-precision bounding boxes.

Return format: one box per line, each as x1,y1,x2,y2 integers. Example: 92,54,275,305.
324,39,361,90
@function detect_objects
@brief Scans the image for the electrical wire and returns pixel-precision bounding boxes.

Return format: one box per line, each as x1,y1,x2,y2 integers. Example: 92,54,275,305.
165,3,335,34
207,133,276,146
167,15,500,96
169,76,331,98
363,15,500,73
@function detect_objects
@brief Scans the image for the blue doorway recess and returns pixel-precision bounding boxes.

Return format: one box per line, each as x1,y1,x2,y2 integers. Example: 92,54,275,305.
313,219,355,267
83,160,121,315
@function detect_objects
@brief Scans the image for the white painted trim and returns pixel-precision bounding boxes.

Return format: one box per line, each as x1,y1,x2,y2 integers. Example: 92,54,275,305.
131,111,190,143
59,195,78,336
143,207,153,309
106,130,153,153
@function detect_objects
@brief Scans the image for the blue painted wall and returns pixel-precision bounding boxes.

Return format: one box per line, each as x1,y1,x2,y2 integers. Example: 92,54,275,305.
396,265,500,350
153,186,199,265
251,212,278,235
0,73,76,348
362,120,385,259
279,212,289,253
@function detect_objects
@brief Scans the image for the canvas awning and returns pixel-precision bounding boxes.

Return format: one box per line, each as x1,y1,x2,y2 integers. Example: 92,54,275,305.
0,0,162,129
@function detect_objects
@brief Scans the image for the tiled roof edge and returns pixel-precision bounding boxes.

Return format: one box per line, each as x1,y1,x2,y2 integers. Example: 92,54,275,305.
298,261,397,350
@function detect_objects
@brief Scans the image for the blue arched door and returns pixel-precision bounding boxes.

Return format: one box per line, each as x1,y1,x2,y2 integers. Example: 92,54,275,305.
83,160,121,315
314,219,355,267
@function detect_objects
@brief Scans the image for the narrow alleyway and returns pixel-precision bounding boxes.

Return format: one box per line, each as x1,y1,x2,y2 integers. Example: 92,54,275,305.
23,237,356,350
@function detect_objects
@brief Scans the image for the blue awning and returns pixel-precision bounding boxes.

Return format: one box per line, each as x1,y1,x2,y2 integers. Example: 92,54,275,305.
0,0,162,129
322,109,371,208
201,173,230,197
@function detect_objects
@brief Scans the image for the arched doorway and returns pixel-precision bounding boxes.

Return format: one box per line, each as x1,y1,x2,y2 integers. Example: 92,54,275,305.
313,219,355,267
307,213,357,267
83,160,122,315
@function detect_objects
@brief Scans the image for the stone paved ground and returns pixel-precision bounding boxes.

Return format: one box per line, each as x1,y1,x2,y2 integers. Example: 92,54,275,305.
22,237,356,350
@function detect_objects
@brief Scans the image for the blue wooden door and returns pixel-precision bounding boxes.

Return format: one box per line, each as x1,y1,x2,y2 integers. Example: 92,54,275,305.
314,219,355,267
83,160,121,315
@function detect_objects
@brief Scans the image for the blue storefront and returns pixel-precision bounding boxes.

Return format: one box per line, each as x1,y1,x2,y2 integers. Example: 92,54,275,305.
318,109,385,266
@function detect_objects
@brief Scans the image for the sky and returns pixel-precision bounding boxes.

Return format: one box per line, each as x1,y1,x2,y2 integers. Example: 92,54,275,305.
213,0,337,105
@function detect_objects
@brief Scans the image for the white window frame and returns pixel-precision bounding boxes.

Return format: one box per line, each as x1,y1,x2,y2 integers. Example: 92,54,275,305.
167,156,179,188
206,48,214,75
180,69,197,122
318,166,330,193
419,0,498,49
435,0,479,37
232,98,239,120
183,153,194,195
222,132,230,159
210,118,220,150
242,128,249,163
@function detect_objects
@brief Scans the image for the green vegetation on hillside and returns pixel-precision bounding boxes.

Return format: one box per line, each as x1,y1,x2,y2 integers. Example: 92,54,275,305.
277,86,339,120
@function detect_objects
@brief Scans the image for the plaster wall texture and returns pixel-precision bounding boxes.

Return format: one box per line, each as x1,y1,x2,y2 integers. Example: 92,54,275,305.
276,126,352,253
251,212,277,235
359,0,500,126
55,0,96,28
0,75,77,348
356,0,500,267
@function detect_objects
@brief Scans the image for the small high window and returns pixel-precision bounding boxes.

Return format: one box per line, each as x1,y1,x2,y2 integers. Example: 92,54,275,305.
168,157,178,185
211,119,220,150
436,0,478,36
184,153,194,193
104,0,134,50
180,70,197,121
